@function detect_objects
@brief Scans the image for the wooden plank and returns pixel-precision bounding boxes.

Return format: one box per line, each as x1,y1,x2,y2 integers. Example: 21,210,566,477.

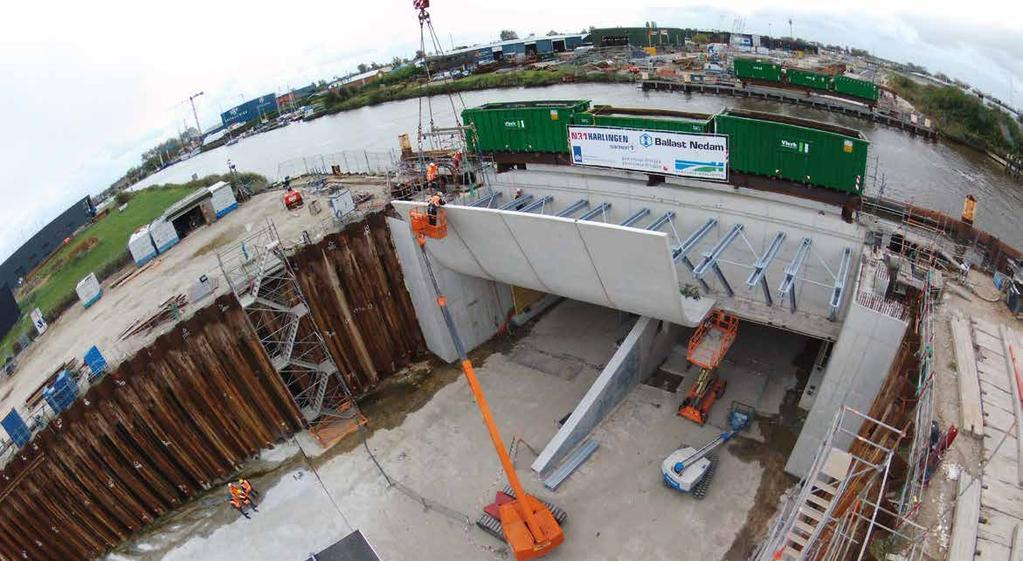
981,478,1023,519
982,365,1014,393
985,457,1021,487
974,318,1002,339
988,405,1019,435
978,507,1017,546
978,331,1007,358
951,472,982,561
954,316,986,436
982,380,1017,416
977,537,1013,561
1000,324,1023,487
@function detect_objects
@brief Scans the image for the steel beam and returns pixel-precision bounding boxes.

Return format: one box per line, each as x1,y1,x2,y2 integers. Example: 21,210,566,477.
672,218,716,292
646,211,676,231
619,208,651,228
693,224,743,296
555,199,589,218
779,238,812,312
828,247,853,321
519,195,554,213
746,232,786,306
499,194,533,211
579,202,611,221
469,192,502,208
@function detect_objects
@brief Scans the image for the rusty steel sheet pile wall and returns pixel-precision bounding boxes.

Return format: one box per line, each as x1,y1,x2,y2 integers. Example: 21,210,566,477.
292,212,426,396
0,296,306,561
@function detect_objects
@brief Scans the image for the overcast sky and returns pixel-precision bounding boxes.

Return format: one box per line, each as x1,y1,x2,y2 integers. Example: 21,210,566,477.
1,0,1021,261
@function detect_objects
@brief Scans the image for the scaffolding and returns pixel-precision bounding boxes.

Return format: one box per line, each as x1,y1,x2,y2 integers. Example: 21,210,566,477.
216,220,363,445
754,407,926,561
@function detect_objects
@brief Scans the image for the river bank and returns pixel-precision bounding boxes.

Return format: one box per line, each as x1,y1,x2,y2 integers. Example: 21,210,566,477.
128,82,1023,249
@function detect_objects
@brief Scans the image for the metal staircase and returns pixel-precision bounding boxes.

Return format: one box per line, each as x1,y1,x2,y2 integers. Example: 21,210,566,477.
218,220,363,441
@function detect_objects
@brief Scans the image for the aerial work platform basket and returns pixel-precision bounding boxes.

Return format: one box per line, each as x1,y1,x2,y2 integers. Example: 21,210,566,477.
679,310,740,425
410,207,448,241
686,310,739,370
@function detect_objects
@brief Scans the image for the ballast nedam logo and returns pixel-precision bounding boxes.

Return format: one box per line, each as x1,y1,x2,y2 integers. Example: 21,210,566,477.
641,135,726,151
569,130,630,143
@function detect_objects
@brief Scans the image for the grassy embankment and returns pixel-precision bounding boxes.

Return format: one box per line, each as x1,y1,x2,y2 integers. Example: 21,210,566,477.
888,73,1023,156
321,66,633,115
2,173,266,358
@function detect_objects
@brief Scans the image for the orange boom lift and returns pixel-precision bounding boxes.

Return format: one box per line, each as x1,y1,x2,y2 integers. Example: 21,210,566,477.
678,310,739,425
409,206,564,560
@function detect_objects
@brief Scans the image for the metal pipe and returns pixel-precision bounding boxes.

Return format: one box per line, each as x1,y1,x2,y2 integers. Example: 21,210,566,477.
519,195,554,213
555,199,588,218
579,202,611,221
646,211,676,231
619,208,651,228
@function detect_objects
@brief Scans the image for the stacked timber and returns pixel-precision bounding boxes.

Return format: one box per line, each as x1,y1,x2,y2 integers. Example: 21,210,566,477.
950,316,1023,561
0,296,306,561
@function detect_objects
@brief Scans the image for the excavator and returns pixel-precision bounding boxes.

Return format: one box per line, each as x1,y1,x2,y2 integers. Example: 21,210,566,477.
409,205,564,561
678,310,739,425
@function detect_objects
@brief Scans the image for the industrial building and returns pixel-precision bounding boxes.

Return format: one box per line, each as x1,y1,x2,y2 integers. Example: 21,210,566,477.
220,93,279,127
0,285,18,342
584,26,819,54
425,34,585,69
0,195,95,289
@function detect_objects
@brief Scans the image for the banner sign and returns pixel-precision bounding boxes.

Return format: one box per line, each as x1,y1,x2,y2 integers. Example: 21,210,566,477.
568,126,728,181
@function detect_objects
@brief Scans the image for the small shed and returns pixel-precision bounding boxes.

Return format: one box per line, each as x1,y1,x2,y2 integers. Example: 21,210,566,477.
149,218,180,254
208,181,238,218
76,273,102,308
128,225,158,266
163,188,215,239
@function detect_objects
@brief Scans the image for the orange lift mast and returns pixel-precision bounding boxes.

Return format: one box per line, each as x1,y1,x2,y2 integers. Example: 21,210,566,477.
409,207,564,560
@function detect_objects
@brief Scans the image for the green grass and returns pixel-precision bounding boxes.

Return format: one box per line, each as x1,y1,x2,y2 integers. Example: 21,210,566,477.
1,185,194,357
888,73,1023,155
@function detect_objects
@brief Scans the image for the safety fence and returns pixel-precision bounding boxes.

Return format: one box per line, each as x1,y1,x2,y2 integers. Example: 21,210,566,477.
276,150,400,180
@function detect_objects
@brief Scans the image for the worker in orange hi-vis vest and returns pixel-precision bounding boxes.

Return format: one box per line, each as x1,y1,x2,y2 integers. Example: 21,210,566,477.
427,191,445,226
228,483,254,519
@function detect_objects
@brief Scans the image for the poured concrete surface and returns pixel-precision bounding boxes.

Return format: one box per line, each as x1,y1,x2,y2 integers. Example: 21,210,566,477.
106,300,781,561
1,182,388,420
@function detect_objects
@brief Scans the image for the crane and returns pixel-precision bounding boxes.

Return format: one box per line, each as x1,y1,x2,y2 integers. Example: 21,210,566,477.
662,402,753,498
409,206,564,561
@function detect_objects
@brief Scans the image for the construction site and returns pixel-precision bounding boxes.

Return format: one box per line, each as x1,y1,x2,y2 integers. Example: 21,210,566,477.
1,5,1021,561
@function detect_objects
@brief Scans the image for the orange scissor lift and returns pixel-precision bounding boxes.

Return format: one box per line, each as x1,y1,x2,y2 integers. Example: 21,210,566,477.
678,310,740,425
409,207,564,561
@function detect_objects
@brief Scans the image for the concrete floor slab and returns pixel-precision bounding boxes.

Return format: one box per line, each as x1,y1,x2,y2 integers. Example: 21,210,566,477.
106,301,773,561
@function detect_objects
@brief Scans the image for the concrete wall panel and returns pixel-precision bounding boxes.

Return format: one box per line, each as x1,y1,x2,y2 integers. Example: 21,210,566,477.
448,208,544,289
499,212,614,308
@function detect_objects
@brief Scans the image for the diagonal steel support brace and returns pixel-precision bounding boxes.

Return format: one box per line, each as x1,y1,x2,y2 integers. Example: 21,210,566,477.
469,192,502,207
828,247,853,320
672,218,716,292
693,224,743,296
579,202,611,221
519,195,554,213
746,232,786,306
779,238,812,312
555,199,589,218
619,208,651,227
499,194,533,210
646,211,676,231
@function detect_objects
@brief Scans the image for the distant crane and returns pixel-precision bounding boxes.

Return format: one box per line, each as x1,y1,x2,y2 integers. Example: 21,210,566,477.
187,91,205,135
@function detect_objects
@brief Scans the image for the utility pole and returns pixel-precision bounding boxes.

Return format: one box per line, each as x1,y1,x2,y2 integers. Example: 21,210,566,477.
188,91,205,136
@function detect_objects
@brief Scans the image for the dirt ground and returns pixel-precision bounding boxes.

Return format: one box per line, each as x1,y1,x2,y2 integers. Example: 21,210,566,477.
913,269,1020,559
0,179,390,435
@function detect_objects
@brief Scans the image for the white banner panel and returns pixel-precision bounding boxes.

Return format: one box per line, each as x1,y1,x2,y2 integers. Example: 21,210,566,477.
568,126,728,181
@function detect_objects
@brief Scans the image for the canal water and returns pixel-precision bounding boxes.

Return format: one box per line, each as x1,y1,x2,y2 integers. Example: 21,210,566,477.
132,83,1023,248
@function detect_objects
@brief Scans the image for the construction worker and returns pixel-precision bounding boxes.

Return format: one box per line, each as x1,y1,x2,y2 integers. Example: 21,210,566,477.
228,483,251,519
239,478,259,502
427,191,445,226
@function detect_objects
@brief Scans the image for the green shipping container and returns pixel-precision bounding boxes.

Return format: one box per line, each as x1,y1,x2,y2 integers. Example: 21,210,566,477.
574,106,710,134
785,68,831,91
832,76,879,102
733,58,783,83
713,111,869,194
462,100,591,153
